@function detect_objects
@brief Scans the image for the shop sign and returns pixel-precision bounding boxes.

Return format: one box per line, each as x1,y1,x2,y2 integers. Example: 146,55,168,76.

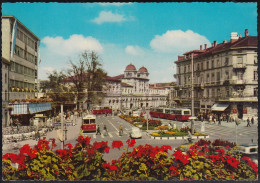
232,108,237,113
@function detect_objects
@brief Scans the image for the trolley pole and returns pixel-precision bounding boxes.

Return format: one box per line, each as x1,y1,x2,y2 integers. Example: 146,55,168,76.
191,53,195,134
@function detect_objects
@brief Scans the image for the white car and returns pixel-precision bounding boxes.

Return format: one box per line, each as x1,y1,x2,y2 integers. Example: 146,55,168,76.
130,127,142,139
237,144,258,165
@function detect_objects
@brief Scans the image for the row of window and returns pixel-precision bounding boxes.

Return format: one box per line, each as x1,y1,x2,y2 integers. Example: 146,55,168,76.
15,45,37,64
10,61,37,78
10,79,35,89
16,28,37,51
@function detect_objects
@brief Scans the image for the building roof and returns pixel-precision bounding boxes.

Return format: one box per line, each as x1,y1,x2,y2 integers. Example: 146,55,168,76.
125,64,137,71
177,35,257,62
106,74,124,82
2,15,40,41
138,66,148,73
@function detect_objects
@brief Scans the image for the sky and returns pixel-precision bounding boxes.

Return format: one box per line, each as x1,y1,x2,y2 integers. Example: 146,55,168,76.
2,2,257,83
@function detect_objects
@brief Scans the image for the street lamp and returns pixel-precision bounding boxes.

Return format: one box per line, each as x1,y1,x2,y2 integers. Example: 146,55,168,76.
190,53,195,134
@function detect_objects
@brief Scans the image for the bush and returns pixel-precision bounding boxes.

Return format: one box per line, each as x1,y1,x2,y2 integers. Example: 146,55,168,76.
154,126,169,130
2,137,257,181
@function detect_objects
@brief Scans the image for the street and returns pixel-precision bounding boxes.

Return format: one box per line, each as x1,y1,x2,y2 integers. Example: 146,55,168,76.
3,114,258,163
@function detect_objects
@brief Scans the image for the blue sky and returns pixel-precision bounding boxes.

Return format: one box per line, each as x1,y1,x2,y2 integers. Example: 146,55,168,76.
2,2,257,83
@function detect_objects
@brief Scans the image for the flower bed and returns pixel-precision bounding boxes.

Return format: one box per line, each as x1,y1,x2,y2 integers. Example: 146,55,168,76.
119,115,161,128
2,137,257,181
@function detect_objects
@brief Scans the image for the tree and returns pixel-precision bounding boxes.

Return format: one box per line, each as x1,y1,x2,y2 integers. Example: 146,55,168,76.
44,70,75,113
67,51,107,110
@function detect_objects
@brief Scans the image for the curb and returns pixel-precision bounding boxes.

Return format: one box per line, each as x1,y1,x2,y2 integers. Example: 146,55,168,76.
151,135,209,140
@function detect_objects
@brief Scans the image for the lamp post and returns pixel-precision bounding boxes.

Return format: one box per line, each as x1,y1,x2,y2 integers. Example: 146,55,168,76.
190,53,195,134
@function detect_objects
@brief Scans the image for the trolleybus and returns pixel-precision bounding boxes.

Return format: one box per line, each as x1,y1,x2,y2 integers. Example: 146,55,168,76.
92,106,112,115
150,107,191,121
81,114,96,133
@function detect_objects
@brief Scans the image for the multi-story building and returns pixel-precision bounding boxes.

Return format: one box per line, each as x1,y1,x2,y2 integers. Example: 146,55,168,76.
101,64,170,110
2,15,41,126
173,29,258,120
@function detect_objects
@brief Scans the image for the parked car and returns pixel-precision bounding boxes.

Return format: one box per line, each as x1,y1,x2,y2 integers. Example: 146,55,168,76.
236,144,258,165
129,127,142,139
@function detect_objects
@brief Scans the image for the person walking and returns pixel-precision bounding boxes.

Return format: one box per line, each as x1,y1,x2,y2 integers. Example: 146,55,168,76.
218,114,221,126
119,125,123,136
96,125,101,135
247,117,251,127
103,125,108,136
251,117,254,125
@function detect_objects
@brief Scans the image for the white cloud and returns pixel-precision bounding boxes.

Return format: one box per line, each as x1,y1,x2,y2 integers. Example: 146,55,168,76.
150,30,211,54
92,11,127,24
98,3,133,6
125,45,145,56
41,34,103,56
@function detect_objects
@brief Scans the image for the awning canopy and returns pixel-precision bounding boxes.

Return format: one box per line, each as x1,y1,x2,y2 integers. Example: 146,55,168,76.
211,103,229,111
29,103,52,114
11,104,28,115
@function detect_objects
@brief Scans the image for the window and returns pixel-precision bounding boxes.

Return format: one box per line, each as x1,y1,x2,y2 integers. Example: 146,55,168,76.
5,73,7,83
254,56,258,64
217,72,220,81
254,71,258,80
225,71,229,79
217,60,220,67
206,61,209,69
206,74,210,82
211,60,214,68
254,88,258,96
212,88,215,97
188,65,190,72
225,58,229,65
211,73,215,82
11,62,15,71
184,66,186,73
201,105,205,108
201,63,203,70
226,87,230,97
237,57,243,64
197,64,200,71
237,71,243,80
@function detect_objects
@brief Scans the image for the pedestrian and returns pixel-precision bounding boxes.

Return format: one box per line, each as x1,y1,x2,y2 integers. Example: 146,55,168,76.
226,114,229,123
96,125,101,135
104,125,108,136
201,116,204,122
218,115,221,126
251,117,254,125
119,125,123,136
209,114,212,124
173,122,177,129
247,117,251,127
35,130,40,141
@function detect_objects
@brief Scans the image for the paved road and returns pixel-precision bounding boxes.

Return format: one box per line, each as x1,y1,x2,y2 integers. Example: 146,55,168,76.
3,115,258,163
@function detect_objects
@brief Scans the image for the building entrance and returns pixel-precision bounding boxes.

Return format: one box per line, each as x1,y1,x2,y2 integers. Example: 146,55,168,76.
237,104,243,119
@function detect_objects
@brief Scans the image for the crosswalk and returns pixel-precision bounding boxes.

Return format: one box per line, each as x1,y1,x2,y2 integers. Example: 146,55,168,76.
84,131,129,139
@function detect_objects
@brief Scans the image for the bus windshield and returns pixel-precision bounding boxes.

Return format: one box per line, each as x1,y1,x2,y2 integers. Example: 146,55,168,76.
83,119,95,124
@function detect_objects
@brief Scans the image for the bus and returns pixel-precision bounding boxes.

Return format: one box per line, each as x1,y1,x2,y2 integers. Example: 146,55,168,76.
92,106,112,115
81,114,96,133
150,107,191,121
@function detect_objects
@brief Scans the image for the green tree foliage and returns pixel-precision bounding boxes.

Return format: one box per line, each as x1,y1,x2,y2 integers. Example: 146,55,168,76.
68,51,107,109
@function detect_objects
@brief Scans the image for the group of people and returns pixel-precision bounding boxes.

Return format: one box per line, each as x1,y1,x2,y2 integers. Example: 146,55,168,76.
96,124,124,136
246,117,255,127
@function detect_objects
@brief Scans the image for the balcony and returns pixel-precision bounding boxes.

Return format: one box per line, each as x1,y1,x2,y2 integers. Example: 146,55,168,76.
233,63,246,69
216,94,258,102
230,79,246,85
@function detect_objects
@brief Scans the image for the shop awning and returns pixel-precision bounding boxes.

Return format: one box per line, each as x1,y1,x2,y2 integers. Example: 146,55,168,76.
211,103,229,111
11,104,28,115
29,103,52,114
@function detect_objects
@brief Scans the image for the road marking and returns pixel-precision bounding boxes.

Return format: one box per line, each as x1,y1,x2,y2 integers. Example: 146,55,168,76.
108,132,113,138
108,120,119,132
101,134,104,138
93,134,96,139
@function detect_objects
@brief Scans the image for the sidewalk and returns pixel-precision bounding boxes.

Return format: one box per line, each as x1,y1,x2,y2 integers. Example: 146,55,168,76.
2,117,82,155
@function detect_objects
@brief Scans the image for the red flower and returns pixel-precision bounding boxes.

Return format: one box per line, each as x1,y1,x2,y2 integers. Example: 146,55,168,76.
160,145,172,152
102,163,110,168
104,147,110,153
126,139,136,147
216,148,225,156
225,145,230,149
84,136,91,146
2,153,19,163
112,141,123,149
109,165,118,171
64,144,73,150
77,136,84,143
87,148,95,156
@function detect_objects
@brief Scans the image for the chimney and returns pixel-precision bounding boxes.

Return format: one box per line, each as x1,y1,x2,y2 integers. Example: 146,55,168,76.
245,29,249,37
200,45,202,50
204,44,207,49
213,41,217,47
230,32,239,43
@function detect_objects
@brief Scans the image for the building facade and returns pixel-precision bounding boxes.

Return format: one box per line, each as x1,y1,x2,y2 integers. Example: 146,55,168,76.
173,29,258,120
2,15,40,126
101,64,170,110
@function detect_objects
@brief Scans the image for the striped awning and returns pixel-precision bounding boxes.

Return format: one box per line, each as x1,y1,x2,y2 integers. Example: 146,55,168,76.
211,103,229,111
28,103,52,114
11,104,28,115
